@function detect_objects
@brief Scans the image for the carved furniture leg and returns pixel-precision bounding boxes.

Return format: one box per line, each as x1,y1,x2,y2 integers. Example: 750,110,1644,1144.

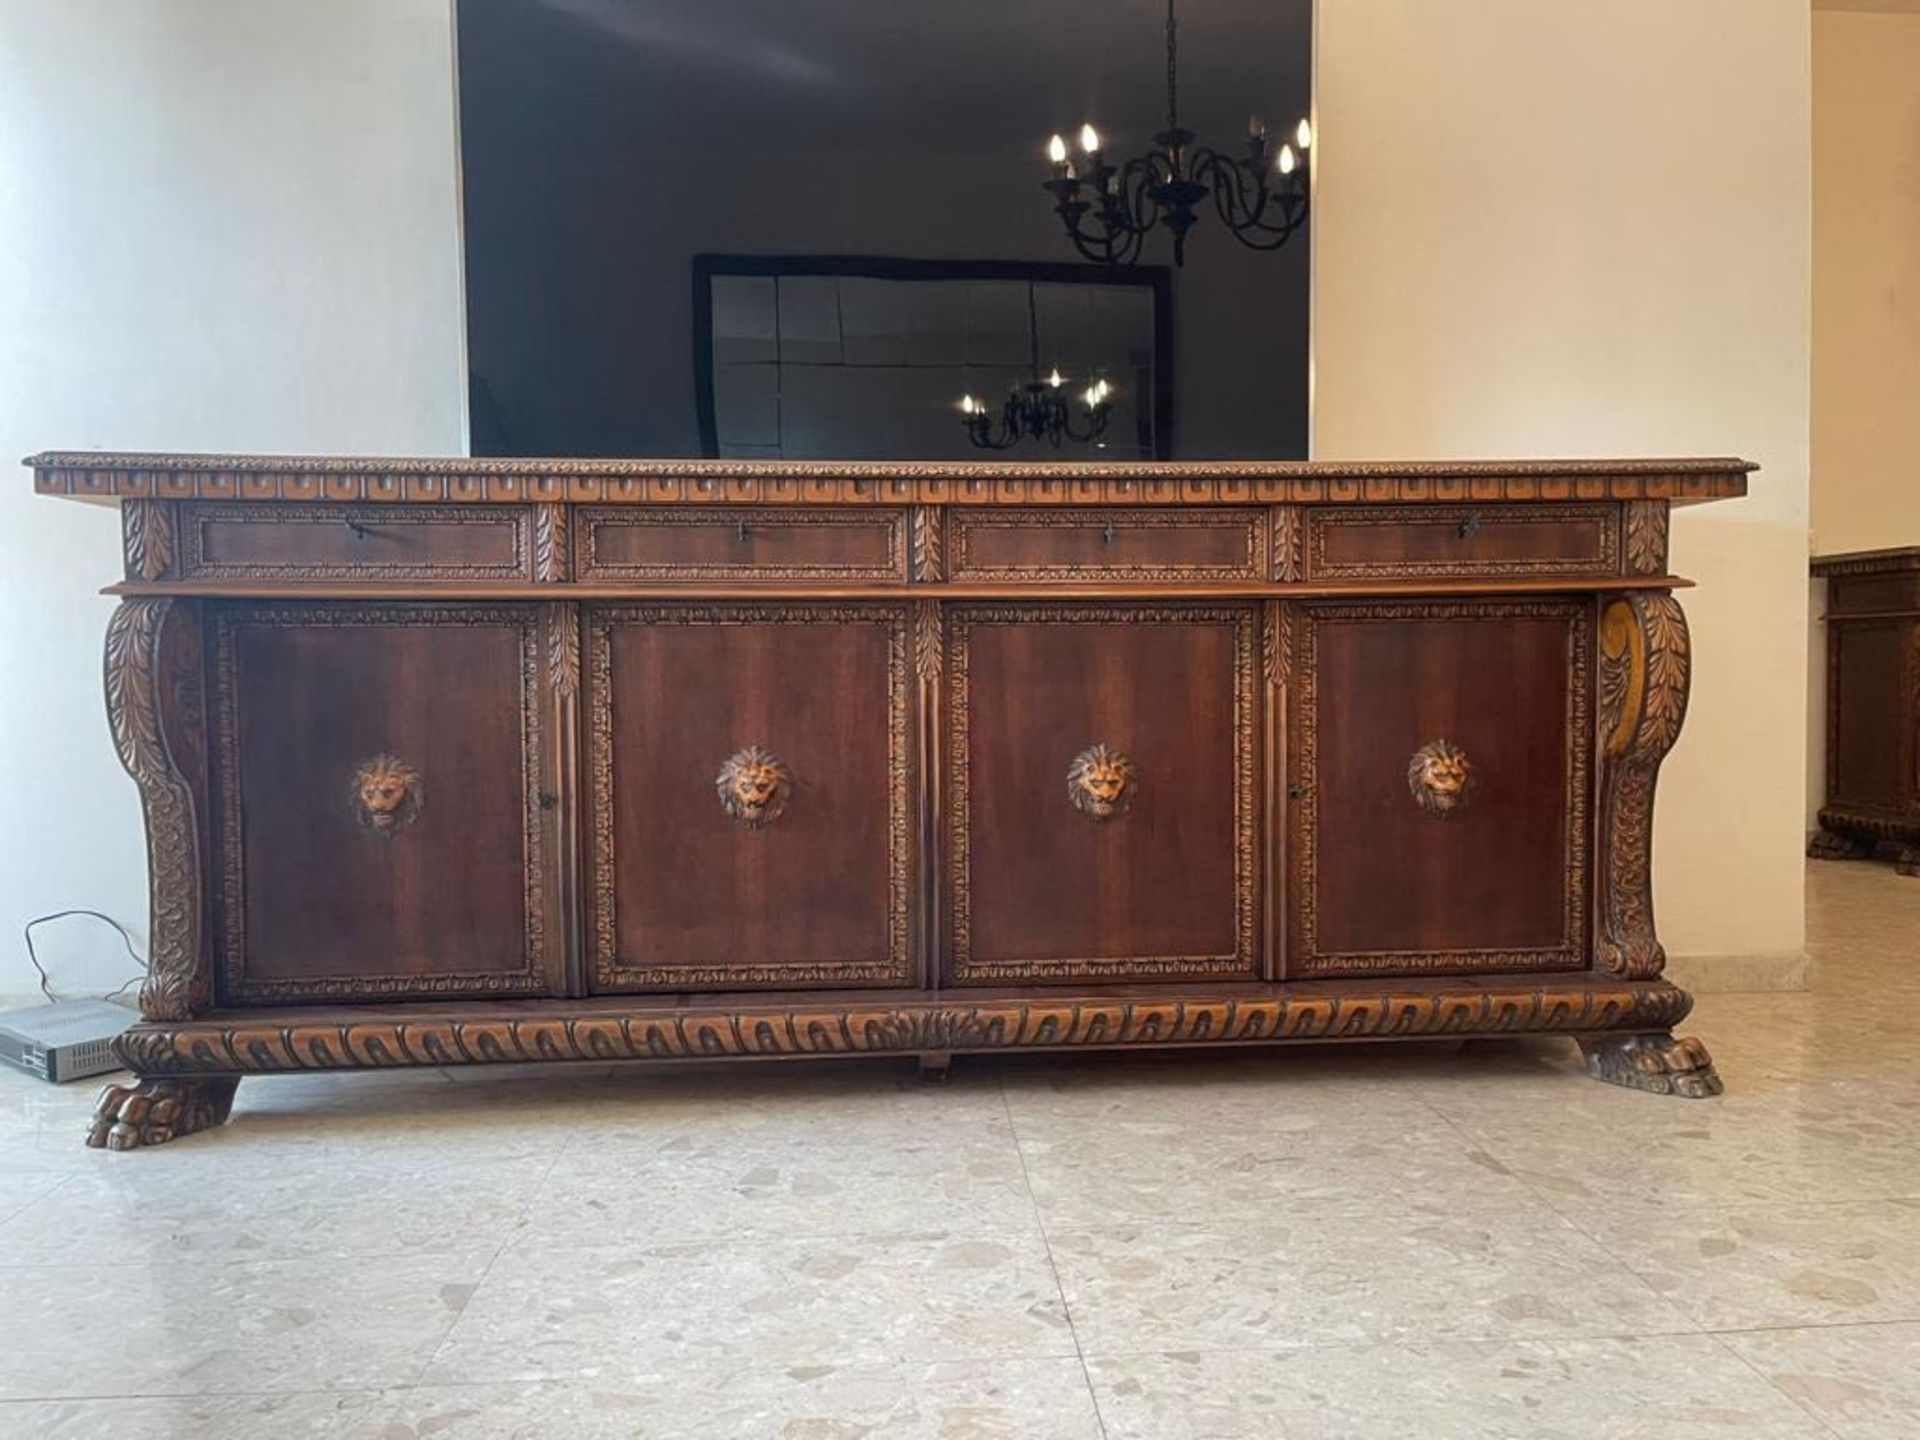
1578,1033,1722,1098
917,1051,953,1083
1807,827,1873,861
1897,845,1920,878
86,1076,240,1151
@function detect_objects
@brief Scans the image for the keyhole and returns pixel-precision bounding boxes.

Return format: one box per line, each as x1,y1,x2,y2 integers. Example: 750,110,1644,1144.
1101,521,1115,546
1457,515,1481,540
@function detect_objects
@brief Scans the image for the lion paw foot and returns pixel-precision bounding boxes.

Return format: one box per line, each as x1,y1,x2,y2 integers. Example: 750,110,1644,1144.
1578,1033,1722,1099
85,1077,239,1151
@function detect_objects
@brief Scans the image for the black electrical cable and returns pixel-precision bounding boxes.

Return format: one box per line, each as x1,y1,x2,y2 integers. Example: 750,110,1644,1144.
21,910,147,1004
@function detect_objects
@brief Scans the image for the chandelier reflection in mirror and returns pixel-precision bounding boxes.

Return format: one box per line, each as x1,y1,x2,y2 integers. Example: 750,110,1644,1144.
957,286,1115,451
1042,0,1310,267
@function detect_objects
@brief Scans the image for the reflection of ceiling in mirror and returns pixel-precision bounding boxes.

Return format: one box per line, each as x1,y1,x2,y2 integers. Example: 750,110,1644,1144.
482,0,1312,157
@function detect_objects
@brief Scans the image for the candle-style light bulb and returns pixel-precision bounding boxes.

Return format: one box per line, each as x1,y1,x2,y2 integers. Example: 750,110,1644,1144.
960,394,976,415
1079,123,1100,154
1277,144,1297,176
1048,367,1064,389
1047,134,1068,166
1295,118,1313,150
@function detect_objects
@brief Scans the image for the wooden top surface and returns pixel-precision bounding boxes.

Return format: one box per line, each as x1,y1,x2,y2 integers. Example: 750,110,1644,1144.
27,451,1754,507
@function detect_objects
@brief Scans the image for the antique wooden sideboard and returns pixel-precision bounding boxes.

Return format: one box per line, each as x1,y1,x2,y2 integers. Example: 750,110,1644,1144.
1808,547,1920,876
28,452,1750,1149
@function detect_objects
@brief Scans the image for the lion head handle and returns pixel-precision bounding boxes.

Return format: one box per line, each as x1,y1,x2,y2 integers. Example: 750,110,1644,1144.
1408,739,1473,817
1068,744,1138,821
352,754,422,836
717,745,791,829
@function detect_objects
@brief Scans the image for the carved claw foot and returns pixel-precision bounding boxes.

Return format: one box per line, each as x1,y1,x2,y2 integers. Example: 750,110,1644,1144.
1807,827,1872,861
1896,846,1920,878
1578,1033,1722,1099
85,1076,239,1151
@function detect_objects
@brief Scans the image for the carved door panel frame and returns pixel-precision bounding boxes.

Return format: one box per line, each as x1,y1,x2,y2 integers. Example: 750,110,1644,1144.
209,602,564,1004
1286,596,1592,978
942,602,1261,984
583,602,916,992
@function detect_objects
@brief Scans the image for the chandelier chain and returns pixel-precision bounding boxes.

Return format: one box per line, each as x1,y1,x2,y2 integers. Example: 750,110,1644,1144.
1165,0,1180,136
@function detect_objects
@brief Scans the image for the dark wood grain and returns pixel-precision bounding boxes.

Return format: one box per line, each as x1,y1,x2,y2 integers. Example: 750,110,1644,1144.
945,604,1257,983
1811,548,1920,869
30,452,1755,1146
211,604,559,1002
1290,599,1587,975
586,603,913,991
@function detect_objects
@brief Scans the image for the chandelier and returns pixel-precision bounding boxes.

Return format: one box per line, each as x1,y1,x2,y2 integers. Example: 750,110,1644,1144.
957,287,1114,450
1041,0,1311,267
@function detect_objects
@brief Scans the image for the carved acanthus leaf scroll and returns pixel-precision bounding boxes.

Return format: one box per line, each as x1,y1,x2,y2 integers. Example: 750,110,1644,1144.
1595,593,1690,979
105,599,207,1021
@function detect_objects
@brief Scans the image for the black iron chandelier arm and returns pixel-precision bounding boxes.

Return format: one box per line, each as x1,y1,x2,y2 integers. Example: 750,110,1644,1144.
1190,147,1304,238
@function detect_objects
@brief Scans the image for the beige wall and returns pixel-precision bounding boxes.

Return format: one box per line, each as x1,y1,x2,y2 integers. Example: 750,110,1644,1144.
1313,0,1811,968
1813,6,1920,554
0,0,466,996
1807,4,1920,827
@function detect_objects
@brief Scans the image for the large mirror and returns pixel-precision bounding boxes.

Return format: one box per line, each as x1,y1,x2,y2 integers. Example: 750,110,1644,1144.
458,1,1312,460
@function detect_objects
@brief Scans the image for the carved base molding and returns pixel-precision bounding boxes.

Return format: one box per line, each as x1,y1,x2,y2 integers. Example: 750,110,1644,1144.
110,981,1693,1085
1807,826,1875,861
85,1076,240,1151
1578,1031,1722,1099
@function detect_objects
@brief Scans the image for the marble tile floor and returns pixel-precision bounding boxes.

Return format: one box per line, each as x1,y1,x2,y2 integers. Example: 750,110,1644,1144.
0,860,1915,1438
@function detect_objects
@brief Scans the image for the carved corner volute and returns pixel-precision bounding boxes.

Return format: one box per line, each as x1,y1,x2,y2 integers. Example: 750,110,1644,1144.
1595,592,1689,980
104,598,211,1021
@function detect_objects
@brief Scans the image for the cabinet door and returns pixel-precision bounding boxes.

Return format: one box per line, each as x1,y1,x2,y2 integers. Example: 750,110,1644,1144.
945,604,1259,984
585,603,913,992
1288,598,1590,977
212,604,561,1003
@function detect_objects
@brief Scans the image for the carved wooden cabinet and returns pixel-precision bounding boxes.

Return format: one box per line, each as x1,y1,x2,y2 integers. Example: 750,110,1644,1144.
30,454,1750,1149
1808,547,1920,876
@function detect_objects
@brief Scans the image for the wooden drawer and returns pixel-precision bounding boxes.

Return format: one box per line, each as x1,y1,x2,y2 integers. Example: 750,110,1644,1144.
1305,504,1618,580
577,507,908,581
180,504,533,580
949,508,1267,582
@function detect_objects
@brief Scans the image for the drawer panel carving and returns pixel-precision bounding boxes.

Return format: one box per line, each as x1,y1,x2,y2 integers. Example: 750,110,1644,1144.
181,505,533,580
577,507,908,581
1305,504,1618,579
949,508,1267,581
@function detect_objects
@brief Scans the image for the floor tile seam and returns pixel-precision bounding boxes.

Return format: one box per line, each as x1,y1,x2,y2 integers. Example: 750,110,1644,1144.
998,1072,1112,1440
404,1225,523,1389
1067,1326,1795,1367
0,1171,76,1234
1403,1089,1713,1333
1702,1328,1849,1439
0,1244,515,1271
486,1219,1061,1258
0,1355,1115,1409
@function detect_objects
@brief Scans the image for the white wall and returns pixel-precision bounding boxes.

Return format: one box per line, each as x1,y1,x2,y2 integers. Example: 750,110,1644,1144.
1313,0,1812,970
0,1,466,996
